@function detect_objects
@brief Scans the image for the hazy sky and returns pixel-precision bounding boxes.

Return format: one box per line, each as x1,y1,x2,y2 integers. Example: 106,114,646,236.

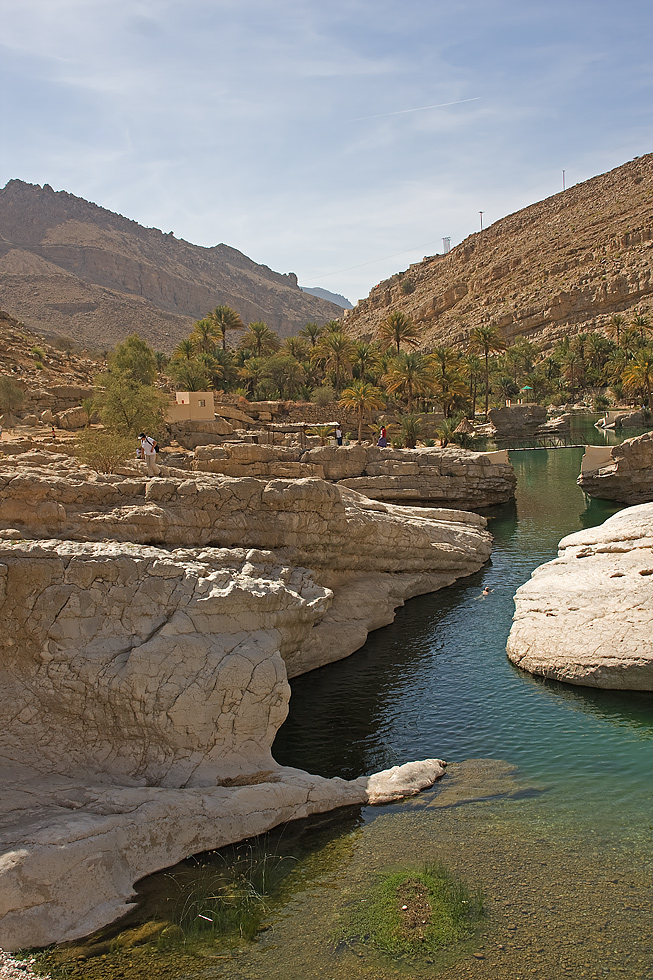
2,0,652,303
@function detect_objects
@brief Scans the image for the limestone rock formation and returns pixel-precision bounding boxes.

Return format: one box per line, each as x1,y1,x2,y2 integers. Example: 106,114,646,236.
507,503,653,689
0,455,490,948
0,180,343,350
191,443,516,510
578,430,653,504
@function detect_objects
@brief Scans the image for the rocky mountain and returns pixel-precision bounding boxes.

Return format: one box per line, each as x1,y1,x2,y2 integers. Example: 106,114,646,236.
345,152,653,349
0,180,343,352
300,285,353,309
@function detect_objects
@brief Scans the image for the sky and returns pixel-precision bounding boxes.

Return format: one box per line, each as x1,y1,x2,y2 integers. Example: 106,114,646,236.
2,0,653,304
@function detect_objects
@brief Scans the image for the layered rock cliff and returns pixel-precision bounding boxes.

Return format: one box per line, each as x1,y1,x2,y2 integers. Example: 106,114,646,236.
0,456,491,948
0,180,342,350
346,153,653,350
578,430,653,504
507,504,653,690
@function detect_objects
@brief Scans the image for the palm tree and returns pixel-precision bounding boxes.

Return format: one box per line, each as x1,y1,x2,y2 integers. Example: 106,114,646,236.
339,380,386,443
623,353,653,407
378,311,420,354
468,325,507,418
241,321,279,357
353,341,382,382
429,346,466,417
283,336,309,360
394,412,423,448
299,322,323,346
238,356,267,398
462,354,483,419
173,338,195,361
208,305,245,350
383,351,436,412
323,319,344,335
606,313,626,346
312,331,356,393
632,312,650,342
192,317,218,353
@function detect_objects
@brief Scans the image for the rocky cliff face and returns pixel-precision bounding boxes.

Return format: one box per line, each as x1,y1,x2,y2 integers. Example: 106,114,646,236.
578,429,653,504
346,153,653,349
0,180,342,350
507,504,653,690
0,455,490,948
190,443,516,509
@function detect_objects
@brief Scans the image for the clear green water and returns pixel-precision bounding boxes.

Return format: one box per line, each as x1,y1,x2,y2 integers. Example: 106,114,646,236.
43,419,653,979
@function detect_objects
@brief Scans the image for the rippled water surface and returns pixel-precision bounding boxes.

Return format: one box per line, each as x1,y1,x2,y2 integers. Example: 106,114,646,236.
47,419,653,980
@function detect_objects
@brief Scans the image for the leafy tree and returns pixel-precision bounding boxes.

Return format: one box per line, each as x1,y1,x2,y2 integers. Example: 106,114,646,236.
208,305,245,350
168,357,212,392
468,325,507,418
339,380,386,443
110,334,157,386
378,311,420,354
263,353,305,399
494,375,520,403
0,376,24,415
94,373,167,436
383,351,436,412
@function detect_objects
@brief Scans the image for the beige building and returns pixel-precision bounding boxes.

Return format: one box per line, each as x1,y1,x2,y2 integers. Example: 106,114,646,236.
166,391,215,422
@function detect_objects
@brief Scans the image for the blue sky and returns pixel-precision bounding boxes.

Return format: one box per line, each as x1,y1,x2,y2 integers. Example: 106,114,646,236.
2,0,652,303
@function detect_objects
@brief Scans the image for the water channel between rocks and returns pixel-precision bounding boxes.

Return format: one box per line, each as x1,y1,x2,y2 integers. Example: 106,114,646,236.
43,418,653,980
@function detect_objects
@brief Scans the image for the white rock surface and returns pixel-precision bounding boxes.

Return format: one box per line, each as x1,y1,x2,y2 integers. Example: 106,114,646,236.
0,459,483,949
507,503,653,689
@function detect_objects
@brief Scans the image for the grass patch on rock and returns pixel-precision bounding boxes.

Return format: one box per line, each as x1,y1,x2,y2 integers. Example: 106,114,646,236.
336,860,484,960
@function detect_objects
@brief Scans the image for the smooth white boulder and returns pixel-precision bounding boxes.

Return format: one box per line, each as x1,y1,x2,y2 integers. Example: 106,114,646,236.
507,503,653,689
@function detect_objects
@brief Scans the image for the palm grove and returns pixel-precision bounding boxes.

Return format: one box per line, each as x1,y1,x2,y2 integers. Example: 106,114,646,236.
77,305,653,457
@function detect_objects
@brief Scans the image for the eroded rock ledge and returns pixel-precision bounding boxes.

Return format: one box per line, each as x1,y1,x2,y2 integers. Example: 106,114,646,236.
0,460,491,949
507,503,653,689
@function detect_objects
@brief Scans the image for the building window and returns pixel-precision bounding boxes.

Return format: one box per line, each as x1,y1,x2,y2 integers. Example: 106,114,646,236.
198,399,205,407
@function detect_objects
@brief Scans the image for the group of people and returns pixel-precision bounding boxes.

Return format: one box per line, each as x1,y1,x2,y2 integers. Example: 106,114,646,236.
334,424,387,447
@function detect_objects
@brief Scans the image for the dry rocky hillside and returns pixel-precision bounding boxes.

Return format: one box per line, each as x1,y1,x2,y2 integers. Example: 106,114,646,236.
346,152,653,349
0,310,102,390
0,180,342,352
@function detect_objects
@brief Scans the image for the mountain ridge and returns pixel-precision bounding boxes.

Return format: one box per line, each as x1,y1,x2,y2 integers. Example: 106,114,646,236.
0,180,343,351
345,152,653,349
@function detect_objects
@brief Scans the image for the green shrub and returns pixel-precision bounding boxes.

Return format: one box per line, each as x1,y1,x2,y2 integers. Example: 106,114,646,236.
73,430,135,473
0,376,24,414
311,385,336,407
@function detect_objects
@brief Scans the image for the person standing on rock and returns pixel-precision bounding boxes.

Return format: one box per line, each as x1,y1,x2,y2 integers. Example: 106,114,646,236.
377,425,388,448
139,431,160,476
335,424,343,447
